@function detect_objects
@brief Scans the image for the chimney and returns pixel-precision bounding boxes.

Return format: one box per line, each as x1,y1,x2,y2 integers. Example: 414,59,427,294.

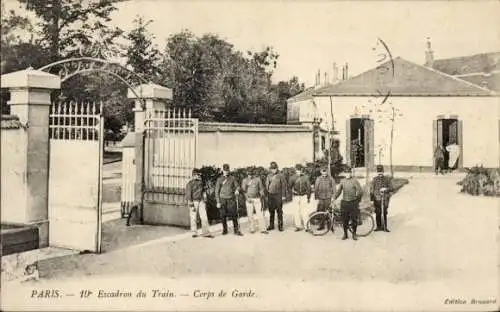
344,62,349,80
425,37,434,67
332,62,339,84
315,69,321,88
324,72,329,85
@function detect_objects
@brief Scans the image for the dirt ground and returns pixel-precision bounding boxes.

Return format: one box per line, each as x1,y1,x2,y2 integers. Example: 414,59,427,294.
3,174,498,311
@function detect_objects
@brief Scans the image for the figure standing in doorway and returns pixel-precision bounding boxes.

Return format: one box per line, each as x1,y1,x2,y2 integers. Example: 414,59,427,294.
446,140,460,172
215,164,243,236
266,161,288,232
434,145,445,175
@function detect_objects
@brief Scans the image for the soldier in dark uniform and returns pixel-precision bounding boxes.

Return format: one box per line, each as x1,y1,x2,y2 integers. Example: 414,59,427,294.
265,161,287,232
369,165,393,232
215,164,243,236
334,167,363,240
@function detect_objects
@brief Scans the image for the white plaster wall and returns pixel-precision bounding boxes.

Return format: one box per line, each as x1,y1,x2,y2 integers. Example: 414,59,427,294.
1,129,27,223
197,131,313,169
314,96,500,168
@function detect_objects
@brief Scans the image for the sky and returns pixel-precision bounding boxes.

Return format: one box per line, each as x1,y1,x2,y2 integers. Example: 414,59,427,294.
5,0,500,86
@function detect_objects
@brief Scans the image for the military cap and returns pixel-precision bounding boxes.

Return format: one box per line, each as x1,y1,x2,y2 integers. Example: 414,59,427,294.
269,161,278,169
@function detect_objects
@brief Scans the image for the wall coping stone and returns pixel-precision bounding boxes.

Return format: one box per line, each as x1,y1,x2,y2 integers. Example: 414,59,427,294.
127,83,172,100
1,68,61,89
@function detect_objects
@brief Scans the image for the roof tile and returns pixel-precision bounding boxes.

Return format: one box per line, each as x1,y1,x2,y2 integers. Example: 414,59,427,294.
314,57,493,97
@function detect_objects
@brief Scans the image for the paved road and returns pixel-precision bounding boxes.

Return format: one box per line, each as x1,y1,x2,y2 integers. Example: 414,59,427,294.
6,174,498,311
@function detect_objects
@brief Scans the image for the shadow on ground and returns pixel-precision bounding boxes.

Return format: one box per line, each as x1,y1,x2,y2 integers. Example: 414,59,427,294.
101,219,187,252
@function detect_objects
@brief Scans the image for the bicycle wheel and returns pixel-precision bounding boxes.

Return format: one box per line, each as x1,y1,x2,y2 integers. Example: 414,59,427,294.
349,211,375,237
307,212,332,236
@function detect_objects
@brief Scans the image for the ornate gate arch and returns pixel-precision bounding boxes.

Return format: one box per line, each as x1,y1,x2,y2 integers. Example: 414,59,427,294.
41,44,151,253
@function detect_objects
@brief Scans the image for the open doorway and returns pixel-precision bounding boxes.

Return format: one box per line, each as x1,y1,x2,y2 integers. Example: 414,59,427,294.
435,118,462,170
350,118,365,168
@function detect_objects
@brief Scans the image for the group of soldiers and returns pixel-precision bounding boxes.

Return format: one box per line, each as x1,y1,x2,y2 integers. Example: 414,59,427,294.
185,161,393,240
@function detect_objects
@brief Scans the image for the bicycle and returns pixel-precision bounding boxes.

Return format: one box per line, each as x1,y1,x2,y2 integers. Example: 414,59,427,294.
306,201,375,237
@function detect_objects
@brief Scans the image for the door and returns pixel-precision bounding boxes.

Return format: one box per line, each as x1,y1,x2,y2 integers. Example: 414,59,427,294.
433,119,444,168
364,119,375,170
345,118,351,167
48,101,103,253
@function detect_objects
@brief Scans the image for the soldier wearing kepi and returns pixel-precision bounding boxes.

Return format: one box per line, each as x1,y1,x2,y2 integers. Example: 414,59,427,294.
185,168,214,238
215,164,243,236
334,167,363,240
314,167,336,224
241,168,268,234
266,161,288,232
370,165,393,232
289,164,312,232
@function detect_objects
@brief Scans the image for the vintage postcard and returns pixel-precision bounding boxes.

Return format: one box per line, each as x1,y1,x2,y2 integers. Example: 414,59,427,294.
1,0,499,311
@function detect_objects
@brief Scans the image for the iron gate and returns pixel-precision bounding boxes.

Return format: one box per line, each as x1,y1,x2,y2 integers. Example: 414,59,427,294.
143,108,198,208
48,100,103,253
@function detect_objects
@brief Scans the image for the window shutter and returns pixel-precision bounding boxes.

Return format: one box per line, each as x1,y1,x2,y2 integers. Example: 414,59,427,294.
437,119,443,147
369,119,375,169
346,118,351,167
458,120,463,168
432,120,437,168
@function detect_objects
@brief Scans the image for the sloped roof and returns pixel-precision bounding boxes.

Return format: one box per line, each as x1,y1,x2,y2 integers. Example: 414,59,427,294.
458,72,500,92
288,84,334,103
314,57,494,97
432,52,500,76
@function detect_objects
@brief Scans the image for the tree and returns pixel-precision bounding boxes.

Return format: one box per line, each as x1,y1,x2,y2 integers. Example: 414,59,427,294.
125,15,163,83
18,0,124,61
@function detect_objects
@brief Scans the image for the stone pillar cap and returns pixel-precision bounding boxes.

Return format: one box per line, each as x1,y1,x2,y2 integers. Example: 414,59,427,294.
1,67,61,89
127,83,172,100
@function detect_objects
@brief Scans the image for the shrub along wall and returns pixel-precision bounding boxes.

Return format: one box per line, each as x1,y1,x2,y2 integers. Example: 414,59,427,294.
457,166,500,197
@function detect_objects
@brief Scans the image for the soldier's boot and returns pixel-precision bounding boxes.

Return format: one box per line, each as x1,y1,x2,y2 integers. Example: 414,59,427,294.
342,224,349,240
278,213,284,232
233,219,243,236
352,224,358,240
222,218,228,235
267,212,275,231
383,213,390,232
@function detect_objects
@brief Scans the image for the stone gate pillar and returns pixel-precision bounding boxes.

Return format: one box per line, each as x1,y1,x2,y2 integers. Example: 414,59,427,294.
1,68,61,247
127,83,172,223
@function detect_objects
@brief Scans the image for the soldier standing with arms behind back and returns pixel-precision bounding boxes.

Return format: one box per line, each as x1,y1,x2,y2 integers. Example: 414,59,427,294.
215,164,243,236
289,164,312,232
266,161,288,232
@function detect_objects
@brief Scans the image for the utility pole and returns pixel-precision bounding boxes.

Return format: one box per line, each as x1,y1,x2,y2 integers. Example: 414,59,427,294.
328,97,334,176
390,106,395,178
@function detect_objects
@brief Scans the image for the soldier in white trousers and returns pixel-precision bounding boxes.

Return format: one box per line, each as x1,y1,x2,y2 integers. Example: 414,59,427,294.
185,168,213,238
289,164,313,232
241,168,268,234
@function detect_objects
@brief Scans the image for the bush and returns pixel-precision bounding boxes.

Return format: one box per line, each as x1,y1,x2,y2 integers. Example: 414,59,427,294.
457,166,500,197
